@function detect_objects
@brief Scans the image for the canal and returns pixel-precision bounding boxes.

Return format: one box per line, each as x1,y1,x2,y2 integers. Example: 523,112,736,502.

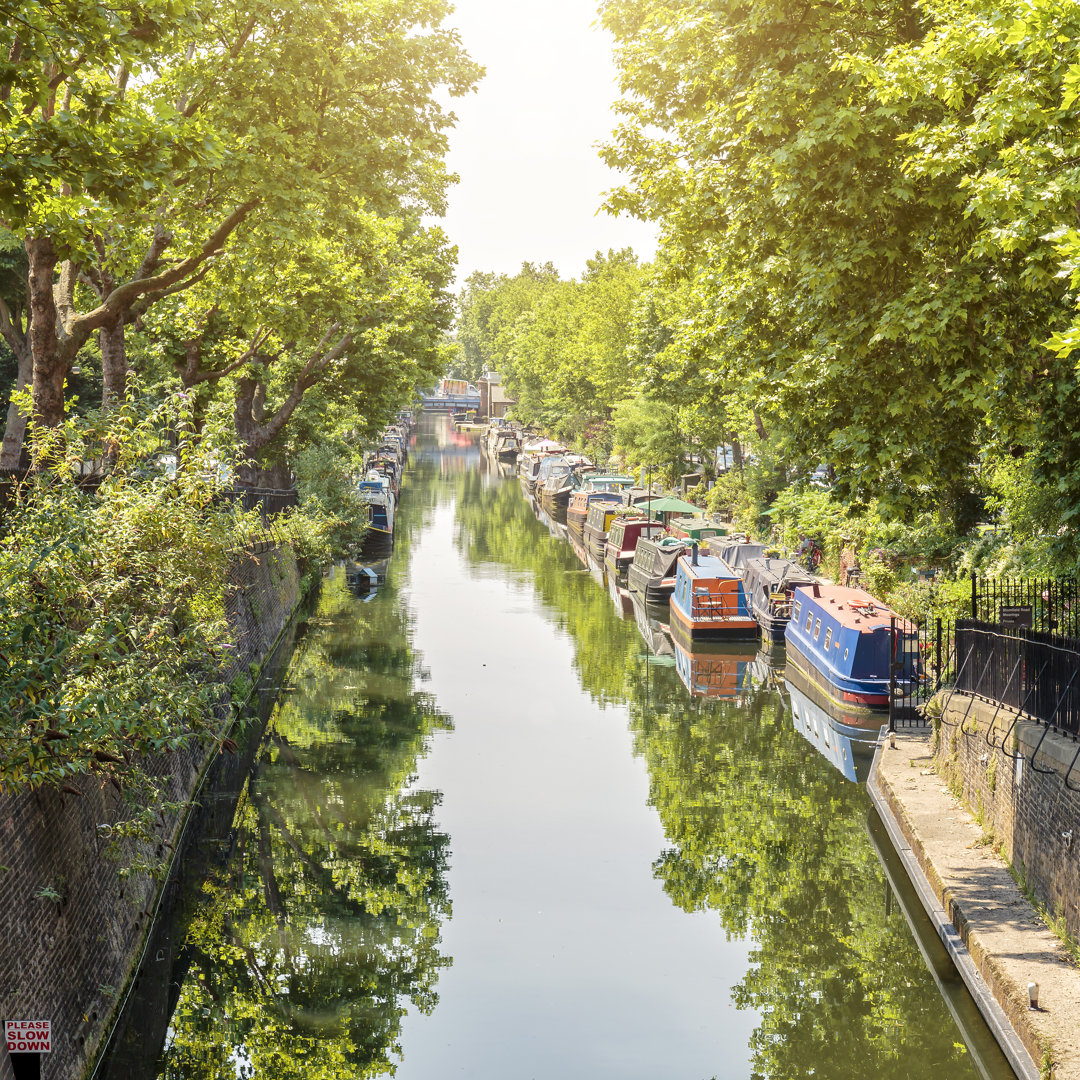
99,415,1016,1079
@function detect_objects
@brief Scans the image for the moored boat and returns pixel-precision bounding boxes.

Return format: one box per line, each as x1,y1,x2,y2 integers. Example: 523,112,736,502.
668,548,758,640
583,500,620,559
741,557,823,642
604,516,666,575
357,473,396,554
784,583,919,715
665,516,727,543
567,489,623,536
626,536,687,607
707,540,766,572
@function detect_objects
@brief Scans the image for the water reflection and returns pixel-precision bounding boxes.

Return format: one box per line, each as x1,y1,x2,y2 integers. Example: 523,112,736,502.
102,444,454,1080
460,448,1008,1080
105,417,1014,1079
785,669,882,784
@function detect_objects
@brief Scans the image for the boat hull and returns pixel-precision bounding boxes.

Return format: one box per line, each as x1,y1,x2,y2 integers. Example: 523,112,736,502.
669,594,759,640
784,638,889,718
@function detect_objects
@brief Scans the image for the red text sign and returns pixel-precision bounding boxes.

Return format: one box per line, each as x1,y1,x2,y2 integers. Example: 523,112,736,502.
5,1020,51,1053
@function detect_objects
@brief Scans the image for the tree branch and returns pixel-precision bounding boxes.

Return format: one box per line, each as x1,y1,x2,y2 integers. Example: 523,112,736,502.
61,201,258,359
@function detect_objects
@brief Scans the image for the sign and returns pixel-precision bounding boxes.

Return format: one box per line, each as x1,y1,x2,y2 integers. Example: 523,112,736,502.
5,1021,51,1053
1000,605,1033,629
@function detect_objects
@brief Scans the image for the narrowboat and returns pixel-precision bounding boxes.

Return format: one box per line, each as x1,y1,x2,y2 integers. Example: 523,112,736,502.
542,454,595,514
665,516,727,543
668,549,758,639
708,540,766,573
604,517,666,575
495,428,521,462
784,584,919,714
670,629,758,700
784,668,879,784
357,474,396,554
566,489,623,536
741,557,823,642
583,500,620,559
626,536,687,607
533,454,567,501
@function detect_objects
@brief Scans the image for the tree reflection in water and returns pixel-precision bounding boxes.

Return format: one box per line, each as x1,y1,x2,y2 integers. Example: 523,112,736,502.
456,470,980,1080
160,488,452,1078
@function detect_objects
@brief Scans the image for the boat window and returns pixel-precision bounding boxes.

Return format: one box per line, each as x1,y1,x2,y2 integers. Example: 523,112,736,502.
824,627,832,650
793,601,801,621
813,618,821,641
805,613,813,632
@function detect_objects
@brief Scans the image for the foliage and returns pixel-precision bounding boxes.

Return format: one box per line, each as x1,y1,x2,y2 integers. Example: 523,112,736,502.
0,394,260,791
455,253,645,440
284,444,372,563
157,517,452,1078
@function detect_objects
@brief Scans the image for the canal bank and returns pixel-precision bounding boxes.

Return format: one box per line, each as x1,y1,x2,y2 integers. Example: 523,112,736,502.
870,720,1080,1080
0,541,309,1080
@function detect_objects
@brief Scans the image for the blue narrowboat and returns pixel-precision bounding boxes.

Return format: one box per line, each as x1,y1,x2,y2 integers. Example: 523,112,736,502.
668,549,758,639
784,584,919,714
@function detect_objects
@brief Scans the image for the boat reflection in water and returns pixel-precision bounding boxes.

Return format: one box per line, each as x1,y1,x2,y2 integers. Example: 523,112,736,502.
670,620,759,700
607,568,635,620
785,663,883,783
631,589,675,661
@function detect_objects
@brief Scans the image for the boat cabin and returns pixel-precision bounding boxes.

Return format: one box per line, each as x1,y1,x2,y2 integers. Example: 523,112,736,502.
784,584,919,710
605,517,667,573
666,516,726,542
627,537,687,605
741,557,822,642
669,552,757,639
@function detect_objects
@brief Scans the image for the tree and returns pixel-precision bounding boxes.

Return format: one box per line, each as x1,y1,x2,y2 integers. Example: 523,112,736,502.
0,0,480,462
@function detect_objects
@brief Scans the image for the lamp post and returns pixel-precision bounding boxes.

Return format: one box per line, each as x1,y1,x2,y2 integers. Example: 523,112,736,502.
646,463,655,522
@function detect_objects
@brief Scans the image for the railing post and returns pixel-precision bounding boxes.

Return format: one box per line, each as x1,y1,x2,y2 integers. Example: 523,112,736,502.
935,617,942,685
889,616,897,732
971,570,978,621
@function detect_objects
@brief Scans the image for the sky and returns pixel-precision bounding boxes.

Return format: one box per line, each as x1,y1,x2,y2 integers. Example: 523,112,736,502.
437,0,657,285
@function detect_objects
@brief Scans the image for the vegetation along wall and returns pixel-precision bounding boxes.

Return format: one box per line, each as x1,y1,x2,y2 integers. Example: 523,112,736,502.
0,544,303,1080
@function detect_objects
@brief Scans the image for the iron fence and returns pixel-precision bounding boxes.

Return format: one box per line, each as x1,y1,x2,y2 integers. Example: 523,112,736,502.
971,572,1080,637
890,616,1080,741
218,487,299,521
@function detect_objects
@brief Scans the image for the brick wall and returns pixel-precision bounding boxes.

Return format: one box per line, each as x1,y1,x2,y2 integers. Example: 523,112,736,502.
0,544,303,1080
935,694,1080,942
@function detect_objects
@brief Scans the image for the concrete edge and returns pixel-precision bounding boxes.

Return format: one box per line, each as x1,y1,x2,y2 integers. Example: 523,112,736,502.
868,734,1041,1080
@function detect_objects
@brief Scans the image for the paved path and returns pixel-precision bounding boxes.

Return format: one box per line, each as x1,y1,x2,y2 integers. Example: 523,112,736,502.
873,731,1080,1080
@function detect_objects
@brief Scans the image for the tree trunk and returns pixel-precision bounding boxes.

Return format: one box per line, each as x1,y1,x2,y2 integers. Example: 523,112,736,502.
26,235,65,431
1,343,32,470
100,318,127,408
753,409,768,442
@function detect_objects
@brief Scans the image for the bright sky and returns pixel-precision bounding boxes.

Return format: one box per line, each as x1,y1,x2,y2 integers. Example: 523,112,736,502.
438,0,657,285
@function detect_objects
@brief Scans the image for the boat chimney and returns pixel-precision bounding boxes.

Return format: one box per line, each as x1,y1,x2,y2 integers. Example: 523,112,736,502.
691,542,699,567
812,583,821,598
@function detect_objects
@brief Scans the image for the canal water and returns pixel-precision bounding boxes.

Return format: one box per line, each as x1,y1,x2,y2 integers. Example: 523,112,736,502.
100,415,1016,1079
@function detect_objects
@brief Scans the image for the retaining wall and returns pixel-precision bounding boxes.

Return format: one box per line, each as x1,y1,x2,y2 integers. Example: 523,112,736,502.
0,544,303,1080
935,694,1080,942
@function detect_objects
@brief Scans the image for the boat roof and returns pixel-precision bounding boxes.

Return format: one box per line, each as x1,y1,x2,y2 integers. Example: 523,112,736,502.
743,557,822,590
677,553,739,581
792,584,912,631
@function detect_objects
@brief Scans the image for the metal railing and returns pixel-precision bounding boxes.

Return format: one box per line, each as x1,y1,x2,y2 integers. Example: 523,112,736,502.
218,486,299,521
971,571,1080,637
891,616,1080,743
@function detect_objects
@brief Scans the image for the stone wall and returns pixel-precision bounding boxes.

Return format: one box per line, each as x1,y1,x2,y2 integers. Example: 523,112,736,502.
0,544,304,1080
935,694,1080,942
